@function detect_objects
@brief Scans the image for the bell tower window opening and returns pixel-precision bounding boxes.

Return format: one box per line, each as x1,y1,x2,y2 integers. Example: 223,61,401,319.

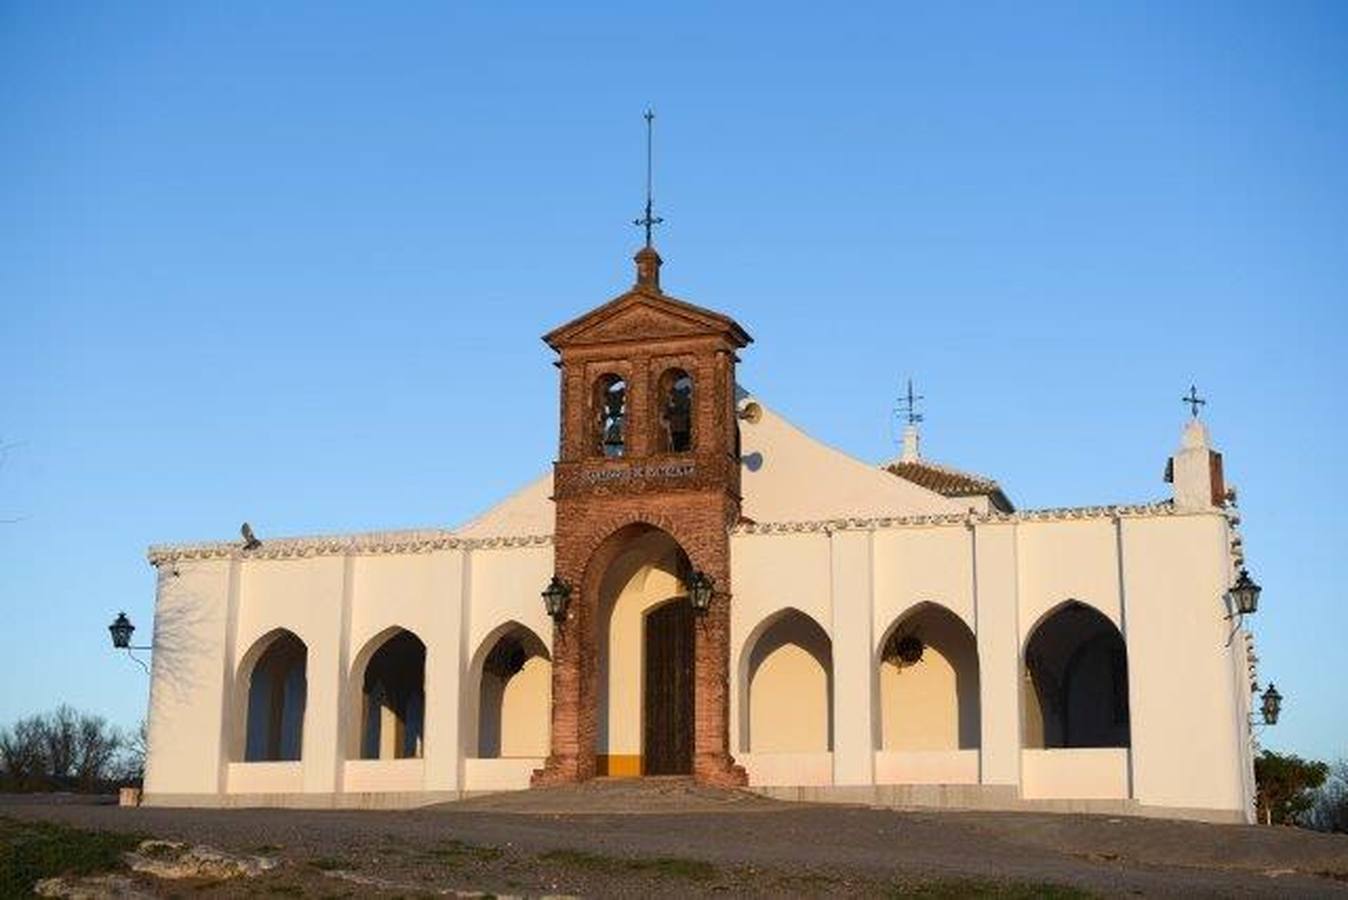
658,369,693,453
595,374,628,458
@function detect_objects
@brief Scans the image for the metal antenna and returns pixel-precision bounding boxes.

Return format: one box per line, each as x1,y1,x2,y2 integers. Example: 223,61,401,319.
633,109,663,247
1182,384,1206,418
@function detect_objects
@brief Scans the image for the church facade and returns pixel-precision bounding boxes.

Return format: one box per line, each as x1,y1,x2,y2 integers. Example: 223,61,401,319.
142,246,1262,822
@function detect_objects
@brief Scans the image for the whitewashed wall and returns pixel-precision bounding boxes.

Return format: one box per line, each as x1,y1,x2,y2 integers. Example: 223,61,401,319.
728,508,1252,820
144,507,1251,820
143,539,554,806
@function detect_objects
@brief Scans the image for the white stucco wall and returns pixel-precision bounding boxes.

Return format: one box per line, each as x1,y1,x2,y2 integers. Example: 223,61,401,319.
1121,514,1245,812
727,506,1250,818
144,535,555,804
143,404,1253,820
143,560,233,798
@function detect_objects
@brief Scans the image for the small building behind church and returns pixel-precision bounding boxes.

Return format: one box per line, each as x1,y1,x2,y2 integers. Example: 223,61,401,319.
141,244,1263,822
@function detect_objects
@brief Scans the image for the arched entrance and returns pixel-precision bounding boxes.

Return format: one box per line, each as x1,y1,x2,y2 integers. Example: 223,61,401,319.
595,525,695,776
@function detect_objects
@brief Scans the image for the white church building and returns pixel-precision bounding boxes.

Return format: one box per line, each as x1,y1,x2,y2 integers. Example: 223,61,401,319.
140,244,1264,823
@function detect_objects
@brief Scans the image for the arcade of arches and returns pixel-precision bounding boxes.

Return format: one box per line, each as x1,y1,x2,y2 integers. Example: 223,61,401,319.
230,597,1134,770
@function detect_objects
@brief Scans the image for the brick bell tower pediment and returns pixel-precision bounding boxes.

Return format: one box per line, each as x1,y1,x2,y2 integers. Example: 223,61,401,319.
544,247,751,352
543,292,751,352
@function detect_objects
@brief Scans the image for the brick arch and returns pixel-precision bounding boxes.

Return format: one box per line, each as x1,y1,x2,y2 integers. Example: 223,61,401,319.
570,511,710,589
578,510,694,561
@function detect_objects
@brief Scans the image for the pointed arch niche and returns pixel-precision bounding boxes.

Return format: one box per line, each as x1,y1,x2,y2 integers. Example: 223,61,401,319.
234,629,308,762
877,603,980,751
349,628,426,760
739,609,833,753
471,623,551,758
1023,601,1130,749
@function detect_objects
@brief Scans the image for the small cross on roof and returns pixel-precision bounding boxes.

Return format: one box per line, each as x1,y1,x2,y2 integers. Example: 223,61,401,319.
1182,384,1207,418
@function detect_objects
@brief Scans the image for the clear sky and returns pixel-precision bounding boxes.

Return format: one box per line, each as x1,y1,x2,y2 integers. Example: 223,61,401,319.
2,3,1344,762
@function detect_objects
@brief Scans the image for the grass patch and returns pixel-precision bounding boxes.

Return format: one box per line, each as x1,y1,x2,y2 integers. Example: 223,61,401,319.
774,871,842,890
0,816,143,897
421,838,503,867
307,856,347,871
263,883,305,896
538,848,717,881
890,877,1094,898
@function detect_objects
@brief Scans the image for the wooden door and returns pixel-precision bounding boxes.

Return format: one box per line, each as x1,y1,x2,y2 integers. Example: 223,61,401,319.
643,600,693,775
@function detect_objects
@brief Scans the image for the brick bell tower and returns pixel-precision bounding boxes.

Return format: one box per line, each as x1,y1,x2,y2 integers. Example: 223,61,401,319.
533,243,751,786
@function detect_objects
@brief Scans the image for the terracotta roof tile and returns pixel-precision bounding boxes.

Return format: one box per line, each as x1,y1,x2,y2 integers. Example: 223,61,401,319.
884,459,1014,512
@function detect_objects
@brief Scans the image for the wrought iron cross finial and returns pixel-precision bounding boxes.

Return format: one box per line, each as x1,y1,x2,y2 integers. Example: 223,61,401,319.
633,108,663,247
1182,384,1207,418
897,378,924,426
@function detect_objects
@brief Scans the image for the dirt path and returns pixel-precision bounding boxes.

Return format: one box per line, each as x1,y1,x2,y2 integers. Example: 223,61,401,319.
4,783,1347,897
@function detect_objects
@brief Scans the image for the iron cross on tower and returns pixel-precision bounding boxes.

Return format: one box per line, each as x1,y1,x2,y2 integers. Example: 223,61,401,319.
1182,384,1207,418
633,109,663,247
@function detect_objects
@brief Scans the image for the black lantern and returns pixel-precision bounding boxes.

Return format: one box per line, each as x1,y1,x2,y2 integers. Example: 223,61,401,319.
1261,683,1282,726
108,612,135,649
1228,568,1262,617
688,570,714,614
542,576,572,621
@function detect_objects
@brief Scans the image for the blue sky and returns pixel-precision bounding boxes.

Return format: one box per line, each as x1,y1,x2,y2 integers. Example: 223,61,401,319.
1,3,1344,761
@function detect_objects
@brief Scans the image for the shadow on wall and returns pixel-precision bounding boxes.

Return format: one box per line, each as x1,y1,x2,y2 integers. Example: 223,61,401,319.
150,565,225,705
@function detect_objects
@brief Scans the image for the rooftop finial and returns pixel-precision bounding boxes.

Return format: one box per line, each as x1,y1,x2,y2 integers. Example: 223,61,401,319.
1182,384,1207,418
896,378,924,462
633,108,663,249
898,378,924,426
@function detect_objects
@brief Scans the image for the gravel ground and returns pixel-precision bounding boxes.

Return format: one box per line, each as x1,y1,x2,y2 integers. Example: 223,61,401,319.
4,781,1348,897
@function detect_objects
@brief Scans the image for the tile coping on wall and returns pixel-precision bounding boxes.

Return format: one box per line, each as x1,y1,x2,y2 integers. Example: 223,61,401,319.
146,501,1231,565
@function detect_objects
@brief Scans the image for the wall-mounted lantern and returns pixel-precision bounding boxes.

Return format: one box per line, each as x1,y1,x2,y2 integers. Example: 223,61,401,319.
542,576,572,622
107,612,152,673
108,612,135,649
1261,683,1282,726
1228,568,1262,617
688,570,715,614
